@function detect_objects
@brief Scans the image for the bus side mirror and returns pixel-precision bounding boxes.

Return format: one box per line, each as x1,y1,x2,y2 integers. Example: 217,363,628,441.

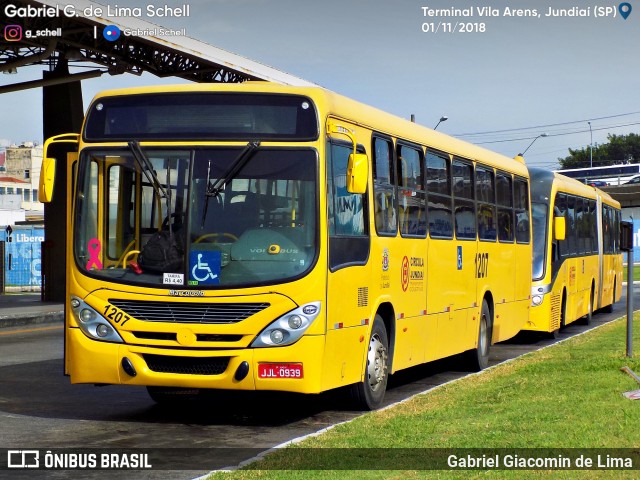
346,153,368,194
38,133,80,203
621,220,633,252
554,216,566,241
38,157,56,203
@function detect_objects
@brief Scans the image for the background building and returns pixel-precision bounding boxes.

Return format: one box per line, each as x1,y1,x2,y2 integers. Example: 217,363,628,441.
0,142,44,223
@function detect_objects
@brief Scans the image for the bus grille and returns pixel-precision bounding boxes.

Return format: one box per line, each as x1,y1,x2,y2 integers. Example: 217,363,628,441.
143,354,230,375
549,293,562,331
108,299,269,324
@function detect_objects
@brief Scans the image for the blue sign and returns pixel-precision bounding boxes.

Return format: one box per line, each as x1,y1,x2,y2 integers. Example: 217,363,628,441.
189,250,221,285
1,226,44,291
457,246,463,270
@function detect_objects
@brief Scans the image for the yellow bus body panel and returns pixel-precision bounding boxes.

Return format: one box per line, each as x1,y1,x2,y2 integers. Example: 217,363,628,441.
528,169,622,333
62,83,532,395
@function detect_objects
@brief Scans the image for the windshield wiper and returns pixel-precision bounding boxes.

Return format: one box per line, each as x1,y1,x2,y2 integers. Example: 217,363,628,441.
129,140,174,233
129,140,168,200
201,140,260,228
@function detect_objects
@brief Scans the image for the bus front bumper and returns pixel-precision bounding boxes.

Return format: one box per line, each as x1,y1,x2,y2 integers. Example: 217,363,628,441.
66,327,324,394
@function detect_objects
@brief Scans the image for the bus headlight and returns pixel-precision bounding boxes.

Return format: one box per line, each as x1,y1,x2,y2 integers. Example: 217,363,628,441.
531,295,543,307
288,314,303,329
80,308,96,323
251,301,321,348
70,296,124,343
270,329,285,344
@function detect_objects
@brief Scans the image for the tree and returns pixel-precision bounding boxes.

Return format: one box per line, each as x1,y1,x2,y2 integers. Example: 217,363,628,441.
558,133,640,169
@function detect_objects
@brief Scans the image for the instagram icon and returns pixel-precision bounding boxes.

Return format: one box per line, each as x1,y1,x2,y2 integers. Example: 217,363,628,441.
4,25,23,42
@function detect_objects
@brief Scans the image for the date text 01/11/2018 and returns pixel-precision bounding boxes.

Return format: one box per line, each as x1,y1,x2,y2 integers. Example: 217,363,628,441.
422,22,487,33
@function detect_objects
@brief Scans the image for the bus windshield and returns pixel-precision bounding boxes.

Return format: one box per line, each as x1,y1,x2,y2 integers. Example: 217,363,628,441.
74,147,318,288
532,202,548,281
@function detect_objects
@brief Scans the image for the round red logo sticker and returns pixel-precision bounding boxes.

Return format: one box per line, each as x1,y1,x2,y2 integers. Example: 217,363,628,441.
401,256,410,291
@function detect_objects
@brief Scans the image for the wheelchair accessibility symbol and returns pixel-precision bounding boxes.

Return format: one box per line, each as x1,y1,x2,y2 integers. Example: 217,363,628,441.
189,251,221,285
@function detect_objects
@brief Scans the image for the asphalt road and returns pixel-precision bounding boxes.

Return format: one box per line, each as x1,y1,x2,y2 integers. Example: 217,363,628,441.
1,286,638,479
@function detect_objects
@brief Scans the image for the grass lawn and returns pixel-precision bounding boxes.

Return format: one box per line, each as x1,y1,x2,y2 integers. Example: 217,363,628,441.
623,265,640,282
207,315,640,479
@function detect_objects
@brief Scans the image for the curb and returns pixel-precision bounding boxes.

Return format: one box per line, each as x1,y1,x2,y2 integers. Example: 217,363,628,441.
0,311,64,329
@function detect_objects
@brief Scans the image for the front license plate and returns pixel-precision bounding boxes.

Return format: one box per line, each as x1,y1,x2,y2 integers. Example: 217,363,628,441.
258,363,304,379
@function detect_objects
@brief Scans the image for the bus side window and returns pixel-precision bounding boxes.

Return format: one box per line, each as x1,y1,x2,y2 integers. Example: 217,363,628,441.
514,178,530,244
397,143,426,237
496,172,514,242
425,149,453,238
327,141,369,270
373,136,397,235
476,166,496,241
453,158,475,240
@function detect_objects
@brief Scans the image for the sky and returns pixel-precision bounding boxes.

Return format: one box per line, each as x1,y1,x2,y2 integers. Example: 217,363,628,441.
1,0,640,169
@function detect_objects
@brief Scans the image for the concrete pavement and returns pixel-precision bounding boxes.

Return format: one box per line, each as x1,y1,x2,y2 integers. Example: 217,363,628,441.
0,292,64,328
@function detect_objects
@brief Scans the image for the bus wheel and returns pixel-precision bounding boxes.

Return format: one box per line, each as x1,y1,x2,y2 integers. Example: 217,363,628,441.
465,300,492,371
350,315,389,410
601,282,616,313
583,288,594,325
147,386,200,405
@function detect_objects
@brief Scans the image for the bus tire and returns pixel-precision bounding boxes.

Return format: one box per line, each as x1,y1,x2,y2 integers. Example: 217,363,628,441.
465,300,492,371
147,386,200,405
350,315,389,410
583,286,594,325
601,281,616,313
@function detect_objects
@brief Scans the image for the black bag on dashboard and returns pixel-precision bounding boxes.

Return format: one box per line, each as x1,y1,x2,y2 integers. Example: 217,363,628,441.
138,231,184,273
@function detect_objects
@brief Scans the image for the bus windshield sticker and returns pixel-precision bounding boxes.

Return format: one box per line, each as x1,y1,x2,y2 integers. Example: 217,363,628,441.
163,273,184,286
189,250,221,285
86,238,103,270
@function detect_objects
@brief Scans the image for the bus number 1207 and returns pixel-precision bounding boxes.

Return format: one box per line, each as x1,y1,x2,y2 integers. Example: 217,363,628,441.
475,253,489,278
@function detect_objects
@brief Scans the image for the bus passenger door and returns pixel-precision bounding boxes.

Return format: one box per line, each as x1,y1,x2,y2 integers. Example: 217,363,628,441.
323,142,372,391
64,151,79,376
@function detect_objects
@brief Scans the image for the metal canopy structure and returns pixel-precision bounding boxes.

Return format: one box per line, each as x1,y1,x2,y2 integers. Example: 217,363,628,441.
1,0,316,88
0,0,317,302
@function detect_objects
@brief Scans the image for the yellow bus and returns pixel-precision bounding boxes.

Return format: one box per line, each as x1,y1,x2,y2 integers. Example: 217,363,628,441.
528,167,623,336
40,83,532,409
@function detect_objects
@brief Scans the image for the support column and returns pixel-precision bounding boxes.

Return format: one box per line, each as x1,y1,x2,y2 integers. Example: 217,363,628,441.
42,59,84,301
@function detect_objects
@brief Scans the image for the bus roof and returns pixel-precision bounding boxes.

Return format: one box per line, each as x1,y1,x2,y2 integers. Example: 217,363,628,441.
88,83,529,177
529,166,620,208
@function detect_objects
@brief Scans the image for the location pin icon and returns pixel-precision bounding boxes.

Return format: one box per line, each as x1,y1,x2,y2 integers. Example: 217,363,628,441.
619,2,632,19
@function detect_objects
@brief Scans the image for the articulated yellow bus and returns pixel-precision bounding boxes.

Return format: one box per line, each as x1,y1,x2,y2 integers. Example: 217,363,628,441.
528,167,623,336
40,83,532,409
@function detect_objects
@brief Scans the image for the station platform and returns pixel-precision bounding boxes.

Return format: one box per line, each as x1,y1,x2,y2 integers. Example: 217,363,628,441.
0,293,64,329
